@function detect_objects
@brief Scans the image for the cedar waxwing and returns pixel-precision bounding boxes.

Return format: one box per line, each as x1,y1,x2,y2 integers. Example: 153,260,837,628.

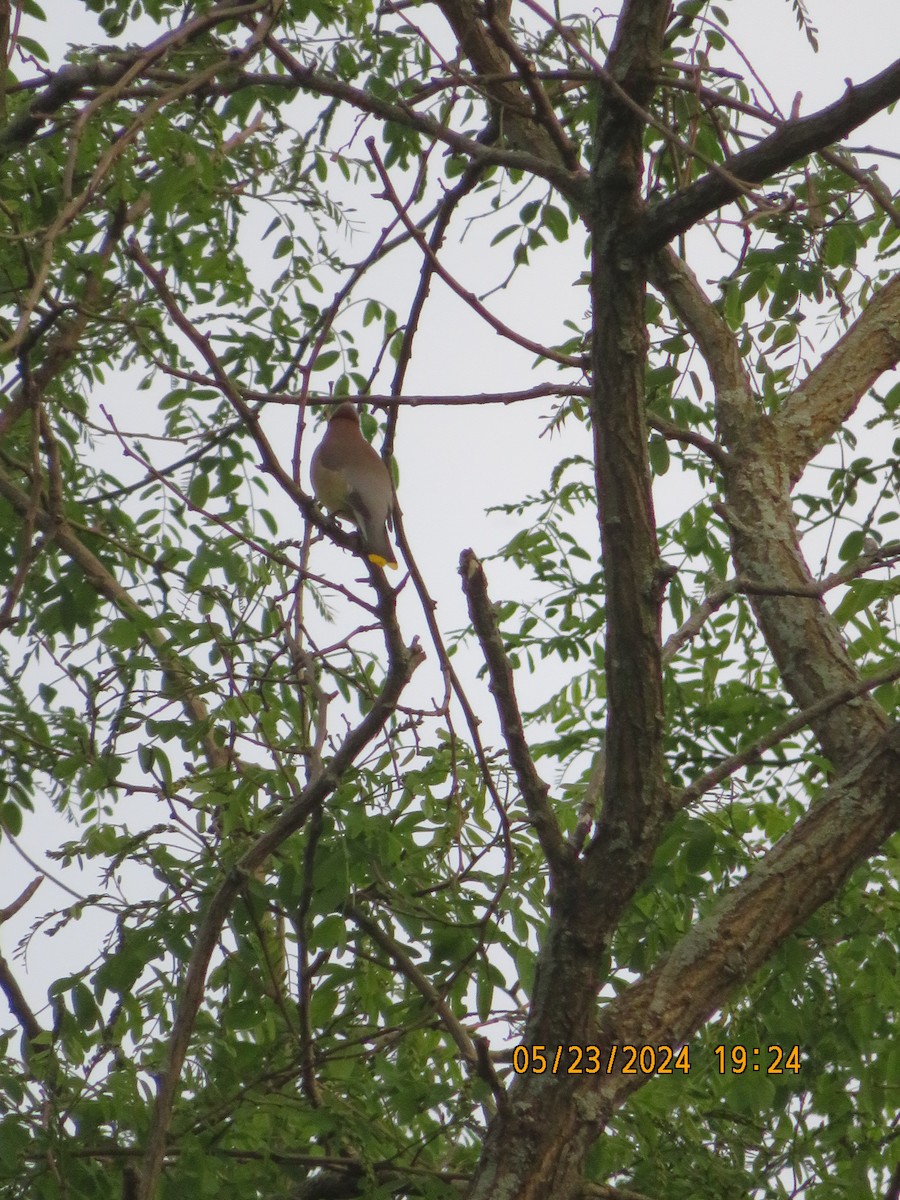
310,402,398,569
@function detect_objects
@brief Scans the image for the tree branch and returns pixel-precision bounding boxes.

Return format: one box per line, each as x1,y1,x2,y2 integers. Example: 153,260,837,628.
459,549,570,880
650,245,890,767
779,272,900,483
0,879,45,1048
366,138,584,369
678,655,900,807
435,0,577,168
480,2,580,171
257,39,590,207
591,720,900,1113
137,635,425,1200
464,6,677,1197
586,0,673,860
0,198,133,441
0,61,132,156
0,2,269,157
661,545,900,664
0,465,230,772
344,902,488,1077
0,952,44,1047
637,57,900,252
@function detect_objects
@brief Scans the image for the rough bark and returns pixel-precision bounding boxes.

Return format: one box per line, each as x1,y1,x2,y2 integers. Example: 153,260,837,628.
463,2,674,1196
651,247,891,764
456,11,900,1200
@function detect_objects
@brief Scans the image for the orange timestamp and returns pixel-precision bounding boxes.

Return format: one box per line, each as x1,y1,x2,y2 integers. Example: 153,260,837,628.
714,1044,802,1074
512,1044,802,1076
512,1044,691,1075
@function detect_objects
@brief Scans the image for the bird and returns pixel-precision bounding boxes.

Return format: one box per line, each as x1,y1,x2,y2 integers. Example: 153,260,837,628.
310,402,398,570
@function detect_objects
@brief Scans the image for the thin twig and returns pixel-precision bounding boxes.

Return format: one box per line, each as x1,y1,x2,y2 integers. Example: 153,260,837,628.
678,656,900,807
0,876,43,924
344,902,481,1067
367,137,584,369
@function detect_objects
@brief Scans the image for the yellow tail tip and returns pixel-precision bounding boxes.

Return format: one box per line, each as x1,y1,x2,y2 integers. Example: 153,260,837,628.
368,554,399,570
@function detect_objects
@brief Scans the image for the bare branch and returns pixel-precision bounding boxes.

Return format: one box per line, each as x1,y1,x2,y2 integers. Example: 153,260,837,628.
0,932,44,1046
367,138,584,369
386,155,489,451
0,876,43,924
435,0,575,167
780,273,900,482
481,3,580,171
0,955,43,1046
459,549,571,880
255,385,589,408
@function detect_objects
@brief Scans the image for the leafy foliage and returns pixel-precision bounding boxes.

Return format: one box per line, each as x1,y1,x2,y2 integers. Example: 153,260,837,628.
0,2,898,1200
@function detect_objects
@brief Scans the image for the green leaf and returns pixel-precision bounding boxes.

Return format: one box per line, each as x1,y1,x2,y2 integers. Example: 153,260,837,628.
541,205,568,242
102,618,142,650
1,802,23,837
649,434,670,476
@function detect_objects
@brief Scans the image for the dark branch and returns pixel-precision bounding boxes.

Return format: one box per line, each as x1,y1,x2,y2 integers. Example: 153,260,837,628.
0,878,48,1065
0,953,44,1046
637,57,900,252
0,1,269,158
0,61,131,156
459,549,571,880
367,138,584,369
